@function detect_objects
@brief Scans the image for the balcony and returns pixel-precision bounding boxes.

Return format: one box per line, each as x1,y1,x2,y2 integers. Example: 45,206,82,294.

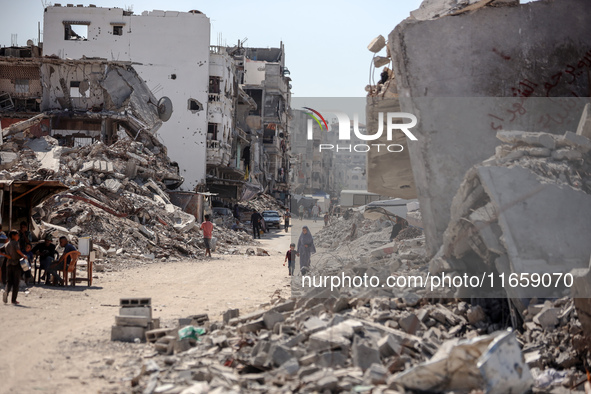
263,136,282,155
206,140,231,167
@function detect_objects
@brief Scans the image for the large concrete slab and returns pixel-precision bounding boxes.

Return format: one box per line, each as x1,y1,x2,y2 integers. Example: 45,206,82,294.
389,0,591,256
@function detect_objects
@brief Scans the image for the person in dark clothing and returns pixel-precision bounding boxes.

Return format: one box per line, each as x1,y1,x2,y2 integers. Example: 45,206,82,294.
0,232,8,287
47,236,77,286
32,234,59,284
18,221,33,252
297,226,316,275
283,209,291,232
251,211,262,239
284,243,297,276
2,231,26,305
389,216,408,241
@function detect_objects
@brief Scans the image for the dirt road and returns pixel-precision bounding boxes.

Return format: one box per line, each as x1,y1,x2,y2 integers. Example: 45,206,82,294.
0,223,303,394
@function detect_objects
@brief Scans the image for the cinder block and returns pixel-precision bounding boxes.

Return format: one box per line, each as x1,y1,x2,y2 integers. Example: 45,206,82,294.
155,335,176,355
115,315,151,328
119,306,152,319
120,297,151,307
111,325,146,342
146,328,171,343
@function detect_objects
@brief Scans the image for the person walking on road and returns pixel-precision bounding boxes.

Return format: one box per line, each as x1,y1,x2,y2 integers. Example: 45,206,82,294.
297,226,316,275
298,205,304,220
200,214,214,258
2,231,26,305
283,209,291,232
284,243,297,276
251,211,262,239
311,205,319,223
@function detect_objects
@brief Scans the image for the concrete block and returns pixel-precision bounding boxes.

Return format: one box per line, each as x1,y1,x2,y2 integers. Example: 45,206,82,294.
269,345,293,367
119,306,152,319
120,297,151,307
303,316,327,334
398,313,420,335
238,318,265,333
111,325,146,342
316,351,347,369
378,334,402,357
262,311,285,330
280,358,299,376
352,338,381,371
364,363,389,385
533,306,560,329
222,308,239,324
155,335,176,355
115,315,151,328
145,328,171,343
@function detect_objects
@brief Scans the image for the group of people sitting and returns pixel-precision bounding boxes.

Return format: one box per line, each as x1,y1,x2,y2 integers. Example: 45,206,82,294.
0,221,78,305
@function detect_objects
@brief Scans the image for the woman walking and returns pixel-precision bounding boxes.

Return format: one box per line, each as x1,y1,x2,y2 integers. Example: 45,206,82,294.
297,226,316,275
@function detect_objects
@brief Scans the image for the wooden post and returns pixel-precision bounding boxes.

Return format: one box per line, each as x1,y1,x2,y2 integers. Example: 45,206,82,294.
8,184,12,232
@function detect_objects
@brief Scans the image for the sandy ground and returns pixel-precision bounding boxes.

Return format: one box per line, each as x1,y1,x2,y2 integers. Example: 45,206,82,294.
0,221,325,394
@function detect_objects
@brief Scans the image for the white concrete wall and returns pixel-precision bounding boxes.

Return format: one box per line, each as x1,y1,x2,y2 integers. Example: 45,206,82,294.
243,59,266,86
208,51,234,163
43,6,210,191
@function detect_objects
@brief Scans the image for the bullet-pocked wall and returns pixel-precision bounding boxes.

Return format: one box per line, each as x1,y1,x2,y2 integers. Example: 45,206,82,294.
42,6,210,191
389,0,591,256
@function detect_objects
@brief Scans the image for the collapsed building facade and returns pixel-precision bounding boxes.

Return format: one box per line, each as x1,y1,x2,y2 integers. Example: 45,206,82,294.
38,4,293,205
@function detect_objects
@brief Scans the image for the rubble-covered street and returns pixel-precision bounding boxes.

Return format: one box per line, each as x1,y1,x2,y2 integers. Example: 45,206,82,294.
1,0,591,393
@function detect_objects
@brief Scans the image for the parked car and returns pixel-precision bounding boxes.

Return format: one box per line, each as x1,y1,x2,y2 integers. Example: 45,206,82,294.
262,210,282,229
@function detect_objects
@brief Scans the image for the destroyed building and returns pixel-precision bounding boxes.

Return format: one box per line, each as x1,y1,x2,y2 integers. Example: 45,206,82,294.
233,43,292,203
289,110,337,196
42,5,211,192
40,5,293,206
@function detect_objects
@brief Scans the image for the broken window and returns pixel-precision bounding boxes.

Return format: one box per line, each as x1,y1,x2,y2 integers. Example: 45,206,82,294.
209,76,221,94
64,22,89,41
70,81,82,98
188,98,203,113
113,25,123,36
14,79,30,94
208,123,218,140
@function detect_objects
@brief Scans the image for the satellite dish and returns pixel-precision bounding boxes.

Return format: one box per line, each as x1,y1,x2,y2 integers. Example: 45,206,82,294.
27,39,34,46
157,96,173,122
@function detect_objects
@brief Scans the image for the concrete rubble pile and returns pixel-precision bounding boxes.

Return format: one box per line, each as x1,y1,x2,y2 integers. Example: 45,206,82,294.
0,134,253,262
314,213,392,249
430,127,591,308
120,288,589,393
240,193,285,214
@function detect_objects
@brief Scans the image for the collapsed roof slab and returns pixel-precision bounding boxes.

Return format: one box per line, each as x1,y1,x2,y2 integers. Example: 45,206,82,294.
389,0,591,256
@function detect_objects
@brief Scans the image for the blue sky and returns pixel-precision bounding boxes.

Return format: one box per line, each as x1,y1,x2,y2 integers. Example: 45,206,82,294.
0,0,423,97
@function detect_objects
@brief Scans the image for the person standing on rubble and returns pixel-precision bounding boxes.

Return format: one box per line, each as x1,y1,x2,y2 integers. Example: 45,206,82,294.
297,226,316,275
251,211,262,240
2,231,27,305
200,215,214,258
